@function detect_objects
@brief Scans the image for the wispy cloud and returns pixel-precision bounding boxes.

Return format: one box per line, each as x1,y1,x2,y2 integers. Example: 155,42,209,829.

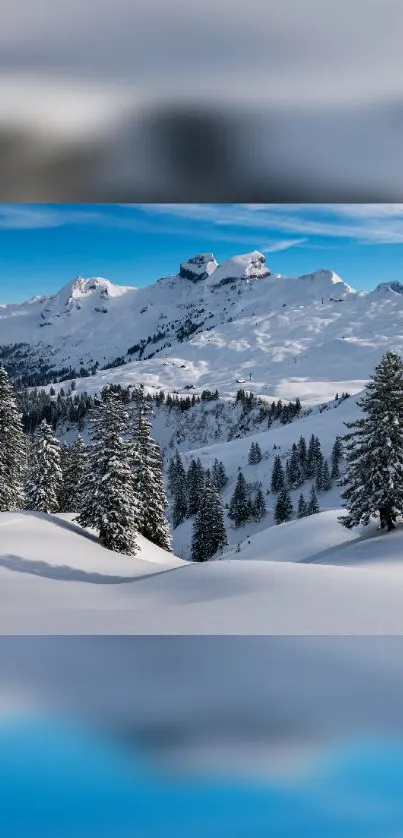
136,203,403,246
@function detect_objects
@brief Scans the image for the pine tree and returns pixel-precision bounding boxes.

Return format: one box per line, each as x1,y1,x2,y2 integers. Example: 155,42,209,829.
274,489,294,524
339,351,403,531
131,386,172,551
25,419,62,513
288,448,304,489
252,487,266,521
321,460,332,491
212,458,228,490
248,441,262,465
76,387,139,554
315,460,324,492
59,435,86,512
168,451,187,498
229,471,251,527
297,492,308,519
191,482,227,561
271,455,285,493
307,485,320,516
0,366,26,510
331,436,343,480
297,435,307,474
186,458,205,516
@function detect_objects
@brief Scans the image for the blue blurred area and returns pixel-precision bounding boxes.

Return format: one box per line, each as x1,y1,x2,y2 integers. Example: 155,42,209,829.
2,715,403,837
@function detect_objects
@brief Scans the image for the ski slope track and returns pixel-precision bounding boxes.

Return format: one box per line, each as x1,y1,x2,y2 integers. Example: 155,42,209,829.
1,252,403,404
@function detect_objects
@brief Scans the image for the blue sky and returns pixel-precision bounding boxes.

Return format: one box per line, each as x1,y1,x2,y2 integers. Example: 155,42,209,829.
1,204,403,301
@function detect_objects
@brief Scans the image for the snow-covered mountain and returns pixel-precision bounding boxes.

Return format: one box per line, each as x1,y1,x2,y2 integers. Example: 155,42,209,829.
2,248,403,405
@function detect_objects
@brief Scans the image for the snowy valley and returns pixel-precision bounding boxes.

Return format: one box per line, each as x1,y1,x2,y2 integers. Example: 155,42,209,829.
1,249,403,632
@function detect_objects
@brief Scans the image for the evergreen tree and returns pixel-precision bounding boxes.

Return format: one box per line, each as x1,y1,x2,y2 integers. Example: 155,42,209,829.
186,457,205,516
321,460,332,491
271,454,285,493
331,436,343,480
339,351,403,531
212,458,228,490
169,453,187,528
252,487,266,521
0,366,26,510
315,458,324,492
274,489,294,524
248,441,262,465
59,435,86,512
297,435,307,474
229,471,251,527
76,387,139,554
297,492,308,519
306,434,322,479
191,482,227,561
172,477,188,528
307,485,320,516
131,386,172,551
288,448,304,489
25,419,62,513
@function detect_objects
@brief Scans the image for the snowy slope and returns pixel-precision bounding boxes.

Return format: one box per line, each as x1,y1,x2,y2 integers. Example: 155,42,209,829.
1,251,402,404
3,511,403,633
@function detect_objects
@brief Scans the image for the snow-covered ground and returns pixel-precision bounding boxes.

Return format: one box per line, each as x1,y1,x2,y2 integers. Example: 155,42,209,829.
3,510,403,633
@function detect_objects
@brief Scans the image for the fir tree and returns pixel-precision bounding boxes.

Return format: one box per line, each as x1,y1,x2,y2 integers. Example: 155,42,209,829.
186,458,205,516
59,435,86,512
271,454,285,493
76,387,139,554
252,487,266,521
288,448,304,489
248,441,262,465
297,492,308,519
339,351,403,531
307,485,320,516
191,482,227,561
131,386,172,551
212,458,228,490
274,488,294,524
0,366,26,510
229,471,251,527
321,460,332,491
297,435,307,474
331,436,343,480
25,419,62,513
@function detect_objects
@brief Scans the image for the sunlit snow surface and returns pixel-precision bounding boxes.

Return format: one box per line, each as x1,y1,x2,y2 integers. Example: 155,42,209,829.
1,713,403,837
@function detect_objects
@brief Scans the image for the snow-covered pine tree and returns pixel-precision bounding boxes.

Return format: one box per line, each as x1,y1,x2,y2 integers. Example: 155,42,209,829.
191,481,228,561
59,435,86,512
131,386,172,551
271,454,285,493
288,448,304,489
0,366,27,510
297,435,307,473
228,471,251,527
248,441,262,465
321,460,332,491
171,453,188,529
212,458,228,490
274,488,294,525
339,351,403,531
331,436,343,480
76,386,139,554
248,442,256,465
315,459,324,492
25,419,62,513
307,485,320,516
186,457,205,516
252,487,266,521
297,492,308,518
167,451,186,499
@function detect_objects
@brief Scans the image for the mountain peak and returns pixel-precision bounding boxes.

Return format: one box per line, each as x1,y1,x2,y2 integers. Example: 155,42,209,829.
179,254,218,282
56,276,132,305
208,251,271,286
